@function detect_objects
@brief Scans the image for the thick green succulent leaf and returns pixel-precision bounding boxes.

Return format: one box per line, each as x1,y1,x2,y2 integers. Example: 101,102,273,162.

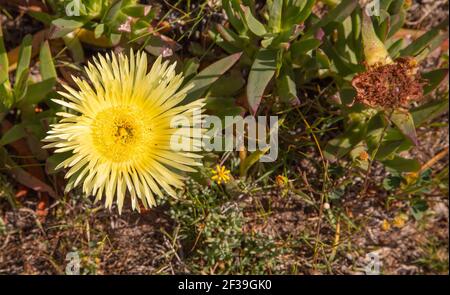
46,152,72,174
268,0,282,33
387,11,406,38
122,4,151,17
0,25,12,108
388,38,404,58
62,33,85,63
205,96,245,127
39,41,57,81
383,156,421,173
305,0,358,37
0,123,26,146
15,35,32,87
390,109,418,146
19,79,56,106
374,139,406,161
277,66,298,104
222,0,245,33
50,18,86,39
324,122,367,161
291,38,321,58
284,0,315,27
239,147,270,177
247,48,277,115
422,68,449,95
410,98,449,127
0,147,57,198
241,6,267,36
184,52,242,103
388,0,404,14
400,25,447,59
13,68,29,102
209,70,245,97
0,25,8,85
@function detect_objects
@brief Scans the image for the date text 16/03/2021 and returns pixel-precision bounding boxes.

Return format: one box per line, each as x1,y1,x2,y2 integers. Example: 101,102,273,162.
177,279,272,292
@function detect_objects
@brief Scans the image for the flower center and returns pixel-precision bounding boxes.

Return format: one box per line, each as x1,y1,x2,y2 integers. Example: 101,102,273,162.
92,107,147,163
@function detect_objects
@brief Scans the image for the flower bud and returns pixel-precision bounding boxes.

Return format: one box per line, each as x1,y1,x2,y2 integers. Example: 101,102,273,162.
361,9,393,66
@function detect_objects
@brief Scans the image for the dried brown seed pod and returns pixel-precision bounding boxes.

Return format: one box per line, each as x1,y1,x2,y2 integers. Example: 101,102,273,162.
351,57,424,109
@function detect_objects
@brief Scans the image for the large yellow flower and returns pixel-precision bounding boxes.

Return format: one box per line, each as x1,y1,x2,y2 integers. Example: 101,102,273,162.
44,51,204,213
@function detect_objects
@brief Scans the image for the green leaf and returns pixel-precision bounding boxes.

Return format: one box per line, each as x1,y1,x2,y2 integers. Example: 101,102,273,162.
247,48,277,115
13,68,29,102
94,23,105,39
15,34,32,86
410,98,449,127
380,0,394,11
205,97,245,126
383,175,402,191
387,11,406,38
291,38,321,58
374,10,391,42
222,0,245,33
410,199,429,220
0,25,8,84
182,58,200,83
46,152,71,175
268,0,282,33
122,4,152,17
0,26,11,108
39,41,56,81
184,52,242,103
239,147,270,177
388,0,404,14
390,109,418,146
0,147,57,198
383,156,421,173
388,38,404,58
277,66,298,104
400,26,446,58
0,123,26,146
50,18,85,39
19,79,55,106
27,11,53,25
321,40,360,75
292,0,316,24
208,70,245,97
62,33,85,63
422,68,449,95
241,5,267,36
324,122,366,161
305,0,358,37
375,139,406,160
0,83,13,109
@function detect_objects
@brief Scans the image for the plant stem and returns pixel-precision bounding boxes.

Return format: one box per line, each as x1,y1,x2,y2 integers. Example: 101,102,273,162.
361,109,394,197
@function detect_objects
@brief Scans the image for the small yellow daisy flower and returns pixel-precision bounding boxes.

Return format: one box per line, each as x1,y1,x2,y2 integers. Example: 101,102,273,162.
44,51,204,213
211,165,231,185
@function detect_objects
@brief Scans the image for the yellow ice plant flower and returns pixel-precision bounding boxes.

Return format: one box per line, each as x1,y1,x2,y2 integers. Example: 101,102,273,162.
44,51,204,213
211,165,231,185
